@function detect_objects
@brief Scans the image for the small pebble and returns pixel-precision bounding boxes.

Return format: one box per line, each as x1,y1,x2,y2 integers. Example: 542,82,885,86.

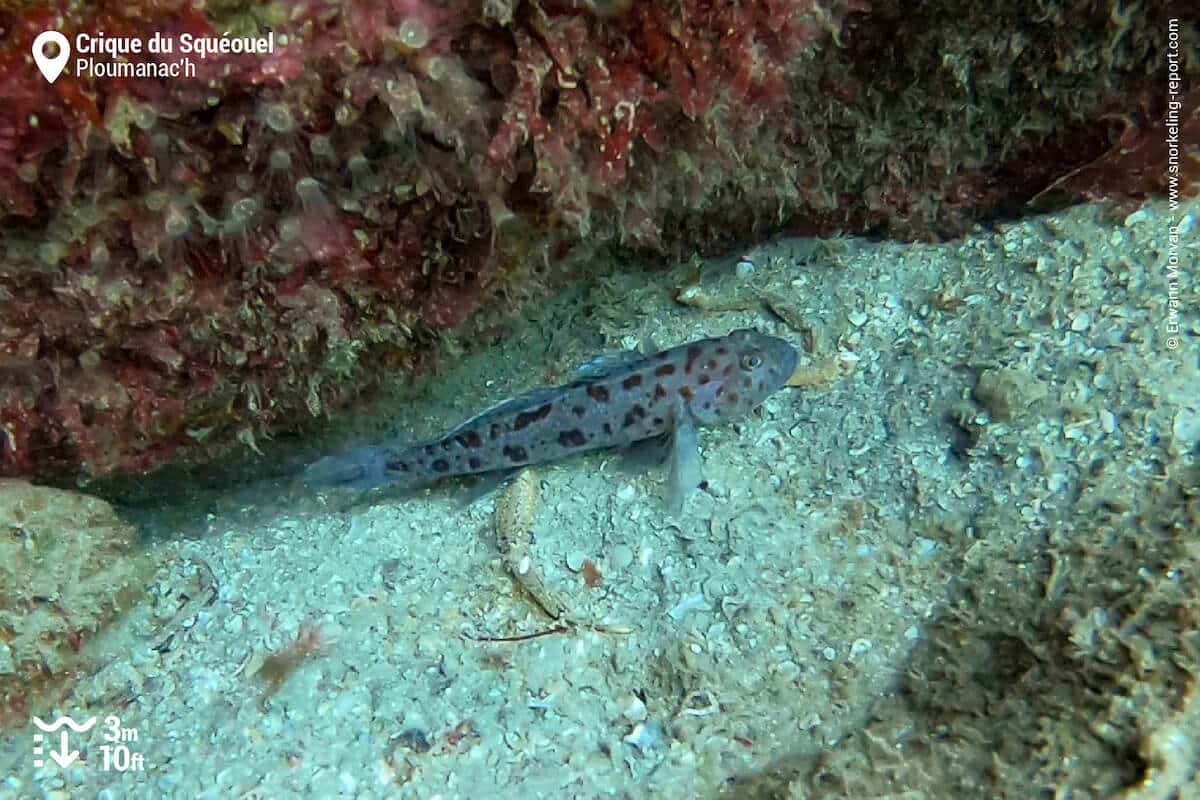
669,593,710,620
1123,207,1151,227
618,693,647,722
1178,213,1195,237
610,544,634,570
774,660,802,681
565,552,586,572
624,721,663,751
397,729,431,753
847,310,869,327
339,772,358,794
821,646,836,661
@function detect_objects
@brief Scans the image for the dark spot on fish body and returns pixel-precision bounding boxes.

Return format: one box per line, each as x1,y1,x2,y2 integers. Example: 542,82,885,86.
513,403,553,431
558,429,587,447
502,444,529,462
653,384,667,401
728,392,739,404
706,359,718,371
698,373,711,385
587,385,610,402
468,456,483,470
679,385,694,400
723,364,734,377
388,459,410,472
490,423,503,440
622,374,643,390
424,444,435,456
623,405,647,428
571,405,587,417
432,458,450,473
603,422,613,435
715,346,728,356
457,430,483,449
685,345,702,373
654,364,676,377
652,416,664,426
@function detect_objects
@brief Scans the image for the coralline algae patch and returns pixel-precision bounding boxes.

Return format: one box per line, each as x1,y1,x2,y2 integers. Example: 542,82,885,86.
0,0,863,480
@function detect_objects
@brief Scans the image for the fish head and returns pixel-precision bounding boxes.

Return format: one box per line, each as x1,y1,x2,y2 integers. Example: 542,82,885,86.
711,329,798,418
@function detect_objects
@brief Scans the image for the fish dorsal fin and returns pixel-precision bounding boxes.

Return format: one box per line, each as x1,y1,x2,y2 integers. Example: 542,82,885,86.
442,386,565,436
576,348,646,380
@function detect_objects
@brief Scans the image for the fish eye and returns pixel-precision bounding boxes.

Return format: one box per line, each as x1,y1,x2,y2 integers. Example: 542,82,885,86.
740,353,762,370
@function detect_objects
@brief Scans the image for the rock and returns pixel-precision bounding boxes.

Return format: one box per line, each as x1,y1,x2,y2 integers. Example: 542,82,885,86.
0,480,154,726
973,367,1048,422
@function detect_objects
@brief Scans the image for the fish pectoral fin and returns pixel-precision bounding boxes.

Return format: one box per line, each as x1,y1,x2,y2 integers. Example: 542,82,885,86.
620,432,671,472
666,420,702,514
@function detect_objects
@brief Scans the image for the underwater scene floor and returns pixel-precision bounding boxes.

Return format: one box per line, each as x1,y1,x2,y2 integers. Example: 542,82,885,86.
2,199,1197,799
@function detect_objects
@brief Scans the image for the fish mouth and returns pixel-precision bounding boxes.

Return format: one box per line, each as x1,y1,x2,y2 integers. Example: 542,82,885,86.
778,341,800,385
761,335,799,387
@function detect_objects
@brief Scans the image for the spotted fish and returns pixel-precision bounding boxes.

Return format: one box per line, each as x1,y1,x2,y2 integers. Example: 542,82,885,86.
304,329,798,511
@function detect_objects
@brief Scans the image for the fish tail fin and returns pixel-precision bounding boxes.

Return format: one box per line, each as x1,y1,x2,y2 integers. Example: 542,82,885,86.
303,445,395,492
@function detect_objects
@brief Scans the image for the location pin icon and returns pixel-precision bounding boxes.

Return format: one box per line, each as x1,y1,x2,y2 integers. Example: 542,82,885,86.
32,31,70,84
